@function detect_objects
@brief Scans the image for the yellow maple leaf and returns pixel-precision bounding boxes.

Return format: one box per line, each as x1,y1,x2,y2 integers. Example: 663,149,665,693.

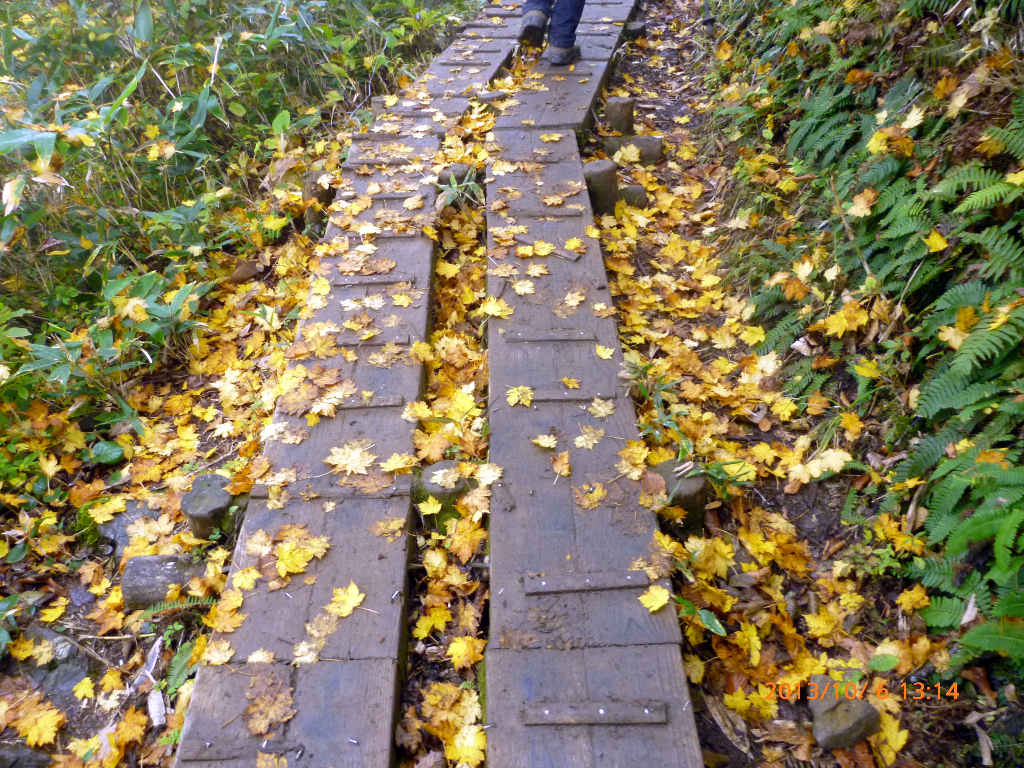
1007,170,1024,186
403,195,425,210
551,450,571,477
848,187,877,217
7,637,34,661
574,426,604,450
564,237,587,253
73,676,95,700
13,703,65,747
413,606,451,639
38,454,59,478
532,240,556,256
562,377,580,389
39,596,68,623
100,669,125,692
937,325,969,350
275,541,315,576
896,584,930,613
325,581,365,617
588,398,615,418
532,435,558,449
539,133,563,142
479,296,514,318
506,386,534,406
923,229,948,252
612,144,641,164
715,40,733,60
379,453,417,473
595,344,614,360
232,566,261,590
323,439,377,475
446,723,486,767
733,622,761,666
866,131,888,154
840,412,864,442
418,496,443,516
870,712,908,765
854,358,881,378
448,636,486,669
202,639,235,665
638,584,671,613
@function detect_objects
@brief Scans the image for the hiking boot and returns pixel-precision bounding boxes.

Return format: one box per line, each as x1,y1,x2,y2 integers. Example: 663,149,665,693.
518,10,548,47
547,43,581,66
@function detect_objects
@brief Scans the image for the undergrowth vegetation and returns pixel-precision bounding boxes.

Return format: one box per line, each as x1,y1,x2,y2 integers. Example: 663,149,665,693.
0,0,469,642
708,0,1024,675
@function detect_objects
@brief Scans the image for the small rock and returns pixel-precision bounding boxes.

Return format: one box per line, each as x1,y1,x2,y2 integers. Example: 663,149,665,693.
181,474,234,539
652,460,708,512
302,170,335,229
604,135,664,165
23,654,90,707
437,162,473,187
475,89,507,104
224,259,262,285
414,461,471,505
623,20,647,39
652,460,708,534
122,555,207,610
582,159,620,216
97,505,135,562
370,95,387,119
620,184,649,209
808,673,881,750
604,96,635,134
25,626,78,664
0,743,57,768
69,586,96,608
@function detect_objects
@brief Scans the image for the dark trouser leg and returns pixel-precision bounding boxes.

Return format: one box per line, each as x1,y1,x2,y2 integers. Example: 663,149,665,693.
548,0,585,48
523,0,554,16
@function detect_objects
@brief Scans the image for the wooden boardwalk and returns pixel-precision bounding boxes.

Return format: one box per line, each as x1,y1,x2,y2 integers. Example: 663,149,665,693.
174,1,701,765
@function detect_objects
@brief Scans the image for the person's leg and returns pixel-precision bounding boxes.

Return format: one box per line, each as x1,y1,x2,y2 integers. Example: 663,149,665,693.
523,0,553,15
520,0,552,46
547,0,585,49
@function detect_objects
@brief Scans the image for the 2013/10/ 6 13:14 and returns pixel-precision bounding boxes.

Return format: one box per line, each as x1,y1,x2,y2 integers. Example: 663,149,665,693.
764,679,960,701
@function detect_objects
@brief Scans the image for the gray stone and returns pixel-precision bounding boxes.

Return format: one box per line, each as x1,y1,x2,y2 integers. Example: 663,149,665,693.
414,461,471,505
604,97,635,134
303,170,335,229
21,651,90,707
370,95,387,119
813,699,881,750
0,743,57,768
621,184,650,209
476,89,508,104
122,555,206,610
808,673,881,750
437,162,473,187
624,21,647,39
604,135,664,165
582,159,619,216
97,507,134,561
181,474,233,539
652,460,709,514
70,585,95,607
25,626,77,663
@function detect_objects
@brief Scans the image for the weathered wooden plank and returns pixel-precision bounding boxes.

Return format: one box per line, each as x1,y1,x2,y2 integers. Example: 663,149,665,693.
584,645,702,766
176,659,399,768
523,701,667,725
524,570,649,595
486,649,594,768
